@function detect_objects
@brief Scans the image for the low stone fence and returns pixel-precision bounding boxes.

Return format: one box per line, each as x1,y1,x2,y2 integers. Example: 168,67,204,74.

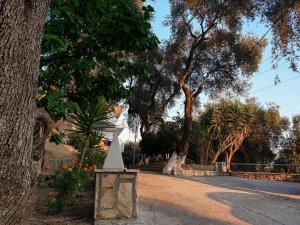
182,164,215,171
173,169,217,176
231,171,300,182
128,162,166,173
173,163,221,177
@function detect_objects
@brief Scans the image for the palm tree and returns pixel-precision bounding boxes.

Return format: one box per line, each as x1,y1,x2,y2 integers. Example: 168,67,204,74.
68,96,113,165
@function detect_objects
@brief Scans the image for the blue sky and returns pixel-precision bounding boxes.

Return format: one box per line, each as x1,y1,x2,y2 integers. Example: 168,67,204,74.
120,1,300,141
148,0,300,119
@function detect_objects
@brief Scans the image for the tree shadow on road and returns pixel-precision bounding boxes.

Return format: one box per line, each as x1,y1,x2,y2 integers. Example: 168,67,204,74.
175,175,300,198
171,175,300,225
139,197,231,225
206,191,300,225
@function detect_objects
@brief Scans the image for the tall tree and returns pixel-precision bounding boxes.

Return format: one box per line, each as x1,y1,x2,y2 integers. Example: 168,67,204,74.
0,1,50,224
165,0,266,157
202,99,287,170
139,118,182,159
127,50,180,136
0,0,158,223
276,115,300,172
207,100,253,170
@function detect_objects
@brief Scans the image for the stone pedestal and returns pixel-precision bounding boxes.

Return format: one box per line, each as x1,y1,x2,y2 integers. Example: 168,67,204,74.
94,169,139,221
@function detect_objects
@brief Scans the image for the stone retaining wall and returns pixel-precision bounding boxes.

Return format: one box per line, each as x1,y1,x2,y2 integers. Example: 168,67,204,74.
231,171,300,182
173,169,217,177
94,170,138,221
128,162,166,173
182,164,215,171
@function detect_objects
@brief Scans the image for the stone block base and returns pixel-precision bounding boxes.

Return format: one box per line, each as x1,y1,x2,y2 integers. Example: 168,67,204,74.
94,169,139,221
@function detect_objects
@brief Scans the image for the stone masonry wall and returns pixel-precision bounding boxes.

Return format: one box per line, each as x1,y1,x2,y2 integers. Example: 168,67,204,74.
181,164,215,171
173,169,217,177
94,171,138,220
231,171,300,182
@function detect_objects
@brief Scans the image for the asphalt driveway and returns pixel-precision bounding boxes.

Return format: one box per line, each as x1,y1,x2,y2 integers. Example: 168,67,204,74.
99,172,300,225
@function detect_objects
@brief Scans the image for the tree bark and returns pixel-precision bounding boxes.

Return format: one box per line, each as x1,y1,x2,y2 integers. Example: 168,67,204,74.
226,150,234,171
212,149,224,164
0,1,49,224
178,89,193,155
33,108,52,171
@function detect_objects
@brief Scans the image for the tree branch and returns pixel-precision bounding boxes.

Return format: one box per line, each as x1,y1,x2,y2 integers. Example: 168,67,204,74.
181,14,196,39
192,63,224,98
179,1,225,84
160,82,181,111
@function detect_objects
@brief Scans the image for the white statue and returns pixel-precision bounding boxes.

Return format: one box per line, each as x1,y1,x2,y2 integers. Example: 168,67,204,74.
103,127,125,170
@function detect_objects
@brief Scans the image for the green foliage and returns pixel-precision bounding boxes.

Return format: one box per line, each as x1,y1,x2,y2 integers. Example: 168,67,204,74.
139,132,158,157
156,120,182,153
276,115,300,171
66,133,82,150
159,0,268,154
195,98,288,164
67,96,113,164
55,168,87,198
67,127,105,160
209,99,253,145
39,0,159,121
188,114,213,164
49,129,65,145
166,0,266,96
122,142,142,166
37,89,75,120
139,118,182,159
232,36,268,76
69,96,112,137
84,149,106,168
45,161,95,214
127,50,180,134
136,98,288,165
256,0,300,68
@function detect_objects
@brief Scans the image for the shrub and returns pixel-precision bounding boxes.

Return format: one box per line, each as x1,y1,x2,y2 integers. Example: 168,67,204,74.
84,149,106,168
122,142,141,166
45,160,97,214
49,128,65,145
66,134,82,149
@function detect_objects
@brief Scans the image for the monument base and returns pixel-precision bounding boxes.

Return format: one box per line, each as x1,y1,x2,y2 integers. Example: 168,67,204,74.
94,169,139,221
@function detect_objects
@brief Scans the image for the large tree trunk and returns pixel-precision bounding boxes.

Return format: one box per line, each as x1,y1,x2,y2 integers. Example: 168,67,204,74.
0,1,49,224
179,90,193,155
163,85,193,174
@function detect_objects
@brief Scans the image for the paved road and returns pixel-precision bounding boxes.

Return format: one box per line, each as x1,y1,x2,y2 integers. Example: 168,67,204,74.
99,172,300,225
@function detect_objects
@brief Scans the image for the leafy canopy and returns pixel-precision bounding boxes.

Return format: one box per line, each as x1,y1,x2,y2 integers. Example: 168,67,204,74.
166,0,266,97
38,0,159,120
127,50,181,134
198,98,288,164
